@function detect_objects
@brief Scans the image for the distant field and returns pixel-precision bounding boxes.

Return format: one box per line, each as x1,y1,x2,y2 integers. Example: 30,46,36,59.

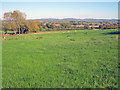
2,29,118,88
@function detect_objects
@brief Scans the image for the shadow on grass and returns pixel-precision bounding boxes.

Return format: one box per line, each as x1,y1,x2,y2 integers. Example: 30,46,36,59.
102,31,120,35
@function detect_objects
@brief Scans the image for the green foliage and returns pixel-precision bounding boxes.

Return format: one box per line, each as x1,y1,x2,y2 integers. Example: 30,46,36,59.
2,29,118,88
84,24,90,29
50,24,55,29
39,26,43,31
61,22,71,28
99,25,104,30
46,23,51,28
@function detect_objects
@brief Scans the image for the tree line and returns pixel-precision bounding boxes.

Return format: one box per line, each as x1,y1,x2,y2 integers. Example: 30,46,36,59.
2,10,118,34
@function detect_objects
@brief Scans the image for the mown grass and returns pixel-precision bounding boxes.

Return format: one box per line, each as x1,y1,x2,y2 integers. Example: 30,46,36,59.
2,29,118,88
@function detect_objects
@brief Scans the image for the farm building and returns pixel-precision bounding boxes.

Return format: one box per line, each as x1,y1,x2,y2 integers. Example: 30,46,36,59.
53,24,61,27
71,25,84,27
94,25,99,29
89,25,99,29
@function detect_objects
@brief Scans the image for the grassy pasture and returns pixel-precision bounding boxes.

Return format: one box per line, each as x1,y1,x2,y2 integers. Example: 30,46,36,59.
2,29,118,88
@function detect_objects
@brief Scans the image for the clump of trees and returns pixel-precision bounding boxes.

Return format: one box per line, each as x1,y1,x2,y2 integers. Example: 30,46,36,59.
28,20,40,33
60,22,71,28
2,10,29,34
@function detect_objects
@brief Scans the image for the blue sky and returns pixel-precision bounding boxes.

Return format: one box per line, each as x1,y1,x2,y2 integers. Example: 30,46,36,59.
1,0,119,2
2,2,118,19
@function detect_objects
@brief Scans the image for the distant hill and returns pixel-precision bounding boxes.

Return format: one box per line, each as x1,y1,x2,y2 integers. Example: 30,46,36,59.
28,18,118,22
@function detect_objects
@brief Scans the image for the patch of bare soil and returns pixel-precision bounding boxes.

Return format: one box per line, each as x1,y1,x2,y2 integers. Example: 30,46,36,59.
36,37,43,39
116,35,119,39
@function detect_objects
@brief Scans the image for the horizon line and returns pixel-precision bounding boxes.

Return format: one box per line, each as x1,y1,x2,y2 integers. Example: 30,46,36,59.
27,18,118,20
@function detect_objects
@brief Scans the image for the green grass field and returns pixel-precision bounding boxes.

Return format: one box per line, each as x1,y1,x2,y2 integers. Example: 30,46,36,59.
2,29,118,88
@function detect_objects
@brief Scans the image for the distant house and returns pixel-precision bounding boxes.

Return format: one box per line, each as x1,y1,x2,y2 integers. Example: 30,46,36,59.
43,24,46,26
53,24,61,27
76,25,84,27
89,25,99,29
71,25,84,27
94,26,99,29
71,25,75,27
89,26,92,28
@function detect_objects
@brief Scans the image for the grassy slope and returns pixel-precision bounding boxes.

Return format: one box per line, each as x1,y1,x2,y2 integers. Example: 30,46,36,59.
2,29,118,88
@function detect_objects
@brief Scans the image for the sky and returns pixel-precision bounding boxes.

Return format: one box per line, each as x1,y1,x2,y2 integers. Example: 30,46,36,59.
1,0,119,2
1,2,118,19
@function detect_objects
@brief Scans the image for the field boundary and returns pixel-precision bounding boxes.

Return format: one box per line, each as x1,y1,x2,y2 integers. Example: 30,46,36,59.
2,31,67,38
